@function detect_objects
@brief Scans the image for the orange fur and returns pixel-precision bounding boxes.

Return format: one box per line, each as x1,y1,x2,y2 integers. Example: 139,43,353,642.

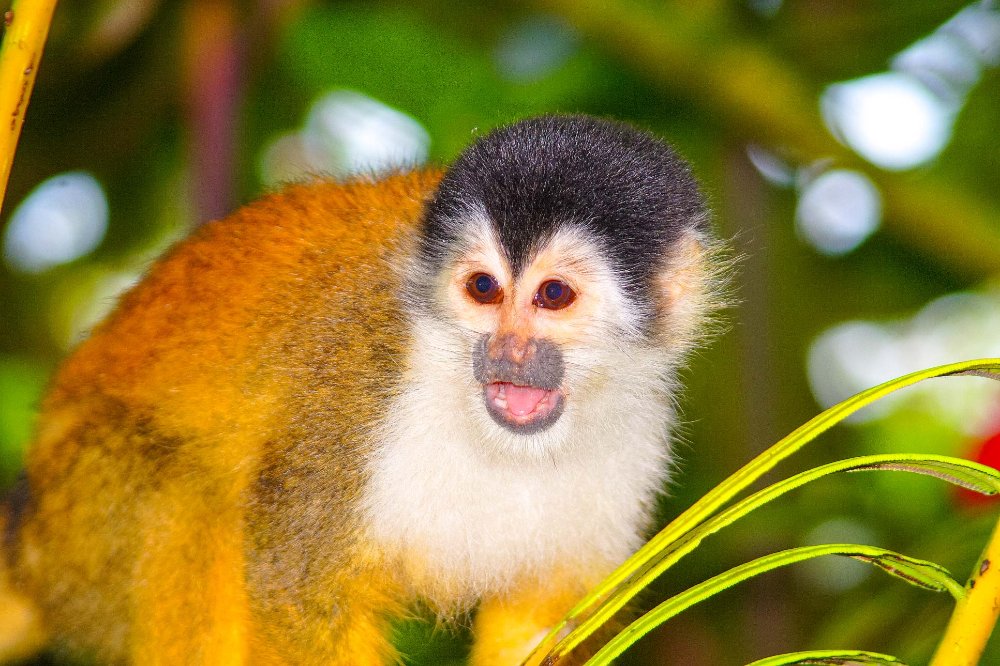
2,171,443,663
470,569,615,666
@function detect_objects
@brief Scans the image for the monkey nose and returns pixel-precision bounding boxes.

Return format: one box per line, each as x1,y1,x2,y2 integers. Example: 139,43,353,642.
489,333,536,364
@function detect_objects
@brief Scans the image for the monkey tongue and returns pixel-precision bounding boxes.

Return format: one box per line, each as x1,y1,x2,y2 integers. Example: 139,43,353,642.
490,382,552,417
504,384,551,416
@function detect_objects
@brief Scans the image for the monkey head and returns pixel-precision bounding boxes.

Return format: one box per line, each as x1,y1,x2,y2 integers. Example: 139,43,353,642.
403,115,720,460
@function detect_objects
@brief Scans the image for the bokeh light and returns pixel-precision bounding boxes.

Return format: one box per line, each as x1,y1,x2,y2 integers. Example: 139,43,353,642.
494,15,578,82
3,172,109,274
259,90,430,186
798,518,880,594
745,144,795,188
49,269,143,350
795,169,881,256
821,73,952,171
808,291,1000,431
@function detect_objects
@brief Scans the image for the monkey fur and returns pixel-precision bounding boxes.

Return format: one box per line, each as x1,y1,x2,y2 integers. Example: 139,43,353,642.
0,115,722,664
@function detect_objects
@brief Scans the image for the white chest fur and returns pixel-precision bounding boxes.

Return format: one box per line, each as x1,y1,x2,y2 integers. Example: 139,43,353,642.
360,323,677,611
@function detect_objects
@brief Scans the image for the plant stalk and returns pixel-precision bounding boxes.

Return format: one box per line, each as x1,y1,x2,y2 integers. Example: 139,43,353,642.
0,0,58,214
929,515,1000,666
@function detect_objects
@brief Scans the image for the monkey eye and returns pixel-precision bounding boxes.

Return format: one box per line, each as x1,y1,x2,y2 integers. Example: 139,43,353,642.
534,279,576,310
466,273,502,304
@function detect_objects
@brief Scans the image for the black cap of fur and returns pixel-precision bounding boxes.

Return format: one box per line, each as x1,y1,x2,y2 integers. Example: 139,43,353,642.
419,115,708,296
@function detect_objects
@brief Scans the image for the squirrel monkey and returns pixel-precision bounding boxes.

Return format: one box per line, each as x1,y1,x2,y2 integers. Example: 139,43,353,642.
0,115,721,664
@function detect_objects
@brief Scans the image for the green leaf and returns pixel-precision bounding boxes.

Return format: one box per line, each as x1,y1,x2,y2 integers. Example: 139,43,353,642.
745,649,906,665
584,545,960,665
523,358,1000,665
546,453,999,661
846,458,1000,495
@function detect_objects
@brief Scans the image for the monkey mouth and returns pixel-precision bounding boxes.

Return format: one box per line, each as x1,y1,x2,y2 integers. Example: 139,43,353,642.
483,382,564,434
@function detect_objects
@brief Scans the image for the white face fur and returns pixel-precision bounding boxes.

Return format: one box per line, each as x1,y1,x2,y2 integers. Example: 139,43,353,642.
360,211,712,614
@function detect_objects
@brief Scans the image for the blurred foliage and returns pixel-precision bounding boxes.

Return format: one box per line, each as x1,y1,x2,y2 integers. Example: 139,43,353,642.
2,0,1000,664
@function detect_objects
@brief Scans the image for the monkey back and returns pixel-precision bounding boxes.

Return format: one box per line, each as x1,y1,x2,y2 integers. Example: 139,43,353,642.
5,170,442,662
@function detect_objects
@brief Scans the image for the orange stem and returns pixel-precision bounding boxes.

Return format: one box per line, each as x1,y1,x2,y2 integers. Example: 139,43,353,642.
0,0,59,214
929,516,1000,666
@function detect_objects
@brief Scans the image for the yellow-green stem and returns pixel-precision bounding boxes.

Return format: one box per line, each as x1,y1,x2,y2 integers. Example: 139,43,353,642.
929,516,1000,666
0,0,58,214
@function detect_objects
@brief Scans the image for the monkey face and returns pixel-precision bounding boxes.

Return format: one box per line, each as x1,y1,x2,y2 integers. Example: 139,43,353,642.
402,210,685,459
403,115,719,458
441,221,643,438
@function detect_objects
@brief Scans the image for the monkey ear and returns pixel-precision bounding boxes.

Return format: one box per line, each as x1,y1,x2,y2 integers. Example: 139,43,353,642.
654,228,732,350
